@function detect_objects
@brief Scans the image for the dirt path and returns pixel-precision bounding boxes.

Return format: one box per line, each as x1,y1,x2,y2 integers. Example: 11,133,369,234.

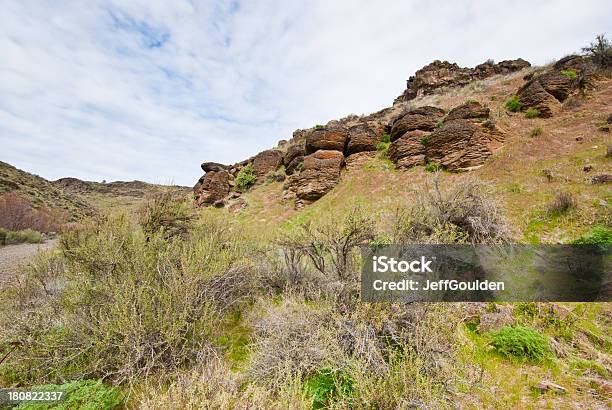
0,240,57,289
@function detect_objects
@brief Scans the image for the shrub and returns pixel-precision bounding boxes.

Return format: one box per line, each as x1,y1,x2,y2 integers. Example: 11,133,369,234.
314,124,324,130
435,120,444,128
581,34,612,69
488,325,552,362
529,127,543,137
3,213,256,385
0,228,43,246
0,192,68,233
572,225,612,244
265,166,286,183
235,163,257,192
504,96,521,112
560,69,577,79
390,177,510,244
420,136,430,146
138,190,191,238
15,380,122,410
380,132,391,143
424,163,441,172
524,108,540,119
306,367,354,409
547,191,576,216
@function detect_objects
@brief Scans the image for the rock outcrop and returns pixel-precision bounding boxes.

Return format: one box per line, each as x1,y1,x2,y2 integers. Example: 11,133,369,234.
388,131,427,168
516,55,595,118
445,100,490,121
345,123,379,155
252,149,283,180
295,150,344,202
394,58,530,103
389,106,445,141
193,169,231,206
425,119,504,171
305,126,348,154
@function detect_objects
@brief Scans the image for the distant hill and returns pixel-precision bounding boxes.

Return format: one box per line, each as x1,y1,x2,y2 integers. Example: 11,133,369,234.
0,161,190,220
0,160,94,220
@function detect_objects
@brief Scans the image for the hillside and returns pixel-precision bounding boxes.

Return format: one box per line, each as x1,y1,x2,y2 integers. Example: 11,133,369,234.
0,161,94,220
0,161,190,225
1,48,610,409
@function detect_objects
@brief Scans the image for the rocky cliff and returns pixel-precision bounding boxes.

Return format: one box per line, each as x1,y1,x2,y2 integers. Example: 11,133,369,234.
194,55,603,210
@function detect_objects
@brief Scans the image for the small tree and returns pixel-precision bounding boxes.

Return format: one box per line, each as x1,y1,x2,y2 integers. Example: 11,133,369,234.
582,34,612,69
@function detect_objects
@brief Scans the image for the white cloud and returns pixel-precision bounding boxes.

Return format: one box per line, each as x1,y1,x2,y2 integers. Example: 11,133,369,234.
0,0,610,185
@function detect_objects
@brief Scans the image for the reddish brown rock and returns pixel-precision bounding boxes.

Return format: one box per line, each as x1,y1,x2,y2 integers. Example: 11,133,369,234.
388,131,427,168
517,79,560,118
252,149,283,179
193,170,231,206
201,162,228,173
284,141,305,175
305,127,348,154
425,120,504,170
390,106,445,141
445,101,490,122
296,150,344,201
346,123,379,155
538,71,574,102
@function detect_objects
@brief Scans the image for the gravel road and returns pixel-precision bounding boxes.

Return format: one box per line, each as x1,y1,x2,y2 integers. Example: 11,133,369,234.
0,240,57,289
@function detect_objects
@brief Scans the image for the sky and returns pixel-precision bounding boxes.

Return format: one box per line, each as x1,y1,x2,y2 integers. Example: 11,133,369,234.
0,1,610,186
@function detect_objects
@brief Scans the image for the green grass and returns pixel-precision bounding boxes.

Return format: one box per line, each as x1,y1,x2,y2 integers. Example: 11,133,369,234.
15,380,122,410
488,325,552,362
571,225,612,244
504,95,521,112
507,182,523,193
420,136,430,145
524,108,540,119
424,162,441,173
529,127,543,138
561,69,577,80
0,228,43,246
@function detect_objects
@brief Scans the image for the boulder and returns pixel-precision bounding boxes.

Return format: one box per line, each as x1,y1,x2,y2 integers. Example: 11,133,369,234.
346,123,379,155
445,101,490,122
252,149,283,179
193,170,231,206
201,162,228,173
296,150,344,201
388,131,427,168
305,127,348,154
538,71,574,102
390,106,445,141
425,119,504,170
517,79,560,118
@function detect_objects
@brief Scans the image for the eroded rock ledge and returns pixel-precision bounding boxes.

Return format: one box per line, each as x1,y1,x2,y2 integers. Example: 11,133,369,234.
194,58,534,210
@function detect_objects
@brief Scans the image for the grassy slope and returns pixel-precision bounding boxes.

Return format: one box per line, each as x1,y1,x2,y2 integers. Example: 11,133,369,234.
198,70,612,408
